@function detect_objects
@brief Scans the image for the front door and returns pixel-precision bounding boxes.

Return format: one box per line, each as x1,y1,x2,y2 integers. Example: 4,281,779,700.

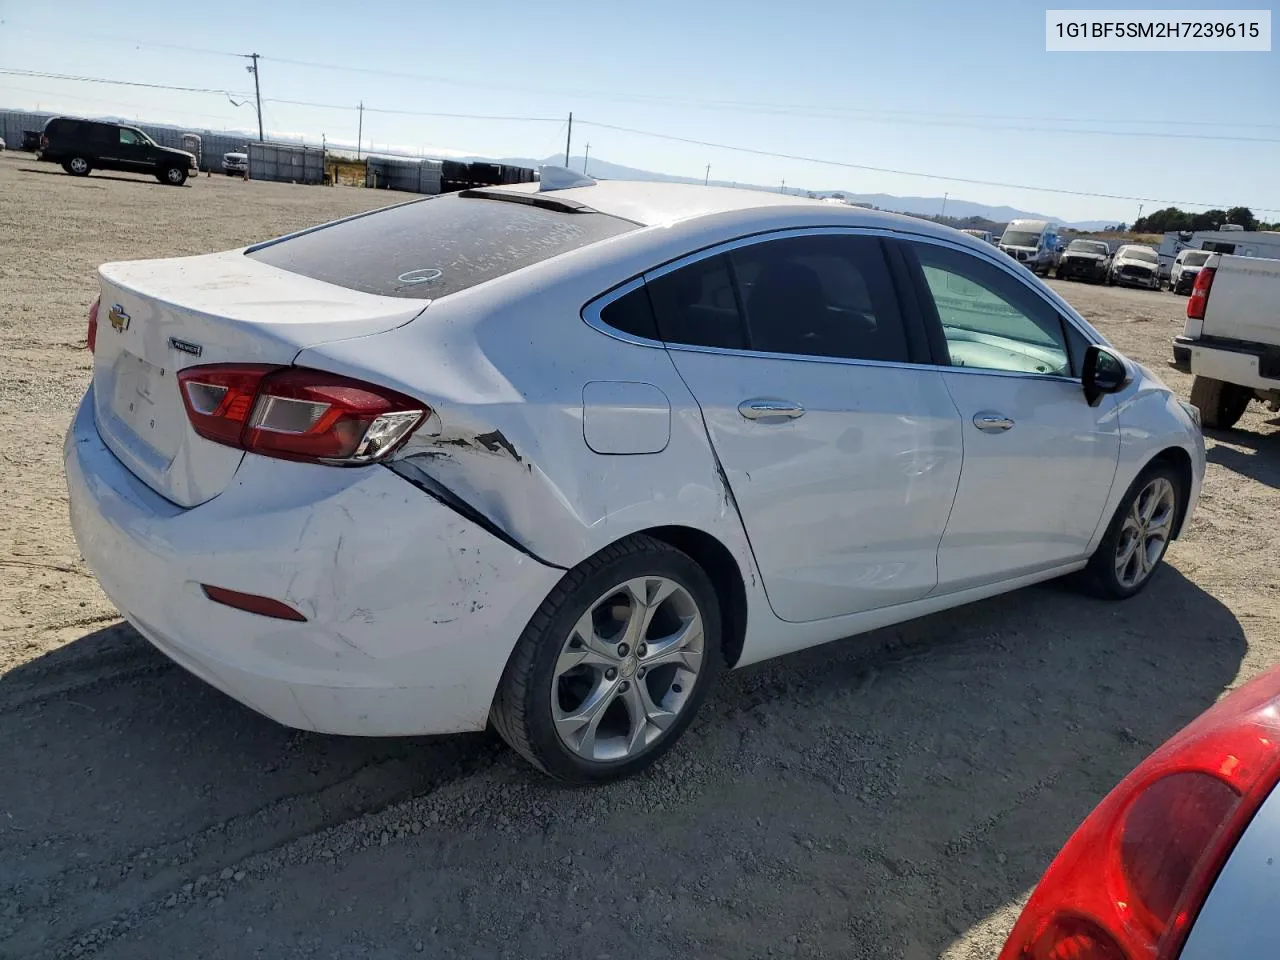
646,232,964,622
108,127,151,171
900,239,1121,592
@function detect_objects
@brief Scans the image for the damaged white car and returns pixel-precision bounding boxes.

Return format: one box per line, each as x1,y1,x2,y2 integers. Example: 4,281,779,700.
65,174,1204,782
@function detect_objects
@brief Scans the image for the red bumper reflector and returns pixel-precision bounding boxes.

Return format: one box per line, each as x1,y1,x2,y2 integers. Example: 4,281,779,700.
201,585,307,621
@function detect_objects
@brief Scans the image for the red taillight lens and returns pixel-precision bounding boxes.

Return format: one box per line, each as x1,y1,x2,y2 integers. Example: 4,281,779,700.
1000,667,1280,960
201,585,307,621
87,297,100,353
178,364,274,447
1186,267,1215,321
176,365,427,465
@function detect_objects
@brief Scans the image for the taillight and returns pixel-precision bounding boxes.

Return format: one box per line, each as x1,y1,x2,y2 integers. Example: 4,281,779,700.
1186,267,1215,321
176,365,427,465
1000,667,1280,960
87,297,100,353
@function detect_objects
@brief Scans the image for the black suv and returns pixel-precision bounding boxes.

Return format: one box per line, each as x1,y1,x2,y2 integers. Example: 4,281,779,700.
40,117,196,186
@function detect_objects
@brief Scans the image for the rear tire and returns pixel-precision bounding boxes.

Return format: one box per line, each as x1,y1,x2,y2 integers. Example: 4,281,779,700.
1082,462,1182,600
490,534,723,783
62,156,91,176
1190,376,1252,430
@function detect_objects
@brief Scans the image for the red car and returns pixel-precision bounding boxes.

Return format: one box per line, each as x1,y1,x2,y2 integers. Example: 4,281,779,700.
1000,664,1280,959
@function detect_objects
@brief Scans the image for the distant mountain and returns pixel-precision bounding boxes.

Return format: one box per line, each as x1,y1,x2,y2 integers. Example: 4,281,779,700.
484,154,1112,230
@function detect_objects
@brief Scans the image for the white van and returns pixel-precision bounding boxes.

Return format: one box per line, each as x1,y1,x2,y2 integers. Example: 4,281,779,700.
999,219,1060,275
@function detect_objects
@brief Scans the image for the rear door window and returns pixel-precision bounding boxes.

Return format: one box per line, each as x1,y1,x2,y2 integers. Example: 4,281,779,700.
246,192,638,299
729,234,910,362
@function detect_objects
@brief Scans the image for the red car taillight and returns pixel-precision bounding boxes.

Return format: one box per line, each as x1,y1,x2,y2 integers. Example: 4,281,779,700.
87,297,100,353
176,364,427,465
1186,267,1216,321
1000,666,1280,960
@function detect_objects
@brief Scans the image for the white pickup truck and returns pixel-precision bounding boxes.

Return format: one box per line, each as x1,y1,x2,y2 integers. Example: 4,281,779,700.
1171,253,1280,428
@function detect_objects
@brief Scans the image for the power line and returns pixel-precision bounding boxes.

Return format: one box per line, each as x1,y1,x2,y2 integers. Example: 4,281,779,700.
261,95,562,123
0,21,244,58
6,20,1274,133
576,119,1280,214
0,68,251,98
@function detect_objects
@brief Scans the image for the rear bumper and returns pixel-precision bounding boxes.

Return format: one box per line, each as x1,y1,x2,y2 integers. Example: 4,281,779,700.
64,388,561,736
1171,336,1280,392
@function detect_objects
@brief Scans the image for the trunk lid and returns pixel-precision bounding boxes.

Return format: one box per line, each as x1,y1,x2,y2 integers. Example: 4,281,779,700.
91,250,428,507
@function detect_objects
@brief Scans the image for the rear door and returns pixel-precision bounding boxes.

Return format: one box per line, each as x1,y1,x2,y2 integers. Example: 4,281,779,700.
648,231,963,623
898,239,1120,591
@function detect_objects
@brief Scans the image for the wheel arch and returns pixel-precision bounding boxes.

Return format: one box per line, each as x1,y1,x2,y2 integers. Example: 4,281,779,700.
633,525,749,668
1147,446,1195,540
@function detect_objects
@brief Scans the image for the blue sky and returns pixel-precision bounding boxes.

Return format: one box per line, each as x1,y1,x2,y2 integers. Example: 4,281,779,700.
1,0,1276,222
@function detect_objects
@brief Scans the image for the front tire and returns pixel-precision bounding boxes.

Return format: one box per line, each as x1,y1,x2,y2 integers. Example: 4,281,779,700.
491,535,722,783
1190,376,1252,429
1083,463,1182,600
159,165,188,186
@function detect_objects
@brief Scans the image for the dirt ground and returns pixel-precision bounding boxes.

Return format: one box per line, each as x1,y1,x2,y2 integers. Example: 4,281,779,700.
1,151,1277,960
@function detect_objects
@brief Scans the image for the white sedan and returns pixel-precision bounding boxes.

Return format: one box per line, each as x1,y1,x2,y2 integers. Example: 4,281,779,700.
65,174,1205,782
999,663,1280,960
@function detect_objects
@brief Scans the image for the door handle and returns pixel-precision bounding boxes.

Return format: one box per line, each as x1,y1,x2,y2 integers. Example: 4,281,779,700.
972,412,1015,433
739,398,805,422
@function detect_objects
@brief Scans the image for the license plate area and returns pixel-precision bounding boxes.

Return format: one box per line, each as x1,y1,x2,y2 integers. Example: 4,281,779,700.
111,351,180,463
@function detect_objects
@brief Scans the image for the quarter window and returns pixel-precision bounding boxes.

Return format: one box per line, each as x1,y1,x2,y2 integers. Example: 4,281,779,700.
598,284,659,341
909,242,1076,378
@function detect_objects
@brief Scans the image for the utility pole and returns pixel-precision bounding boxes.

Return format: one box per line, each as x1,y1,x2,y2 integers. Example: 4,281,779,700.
780,179,786,194
704,163,711,185
583,142,590,176
357,102,364,161
564,112,573,167
1136,202,1144,225
245,53,264,142
941,192,949,218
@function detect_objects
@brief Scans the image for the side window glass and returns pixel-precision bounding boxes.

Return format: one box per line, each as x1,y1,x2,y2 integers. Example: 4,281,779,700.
598,284,659,341
120,129,140,145
910,242,1073,377
646,254,746,350
729,234,909,362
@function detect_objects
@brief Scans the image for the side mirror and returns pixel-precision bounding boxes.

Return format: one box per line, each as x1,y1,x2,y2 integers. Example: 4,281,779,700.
1082,345,1130,407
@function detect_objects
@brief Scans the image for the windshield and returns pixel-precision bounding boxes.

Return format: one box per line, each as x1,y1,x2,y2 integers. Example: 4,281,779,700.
1001,230,1041,248
1123,247,1158,263
1067,240,1108,255
1182,251,1211,266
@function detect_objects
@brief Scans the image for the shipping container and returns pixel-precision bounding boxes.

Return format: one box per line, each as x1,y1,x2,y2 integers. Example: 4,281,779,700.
247,142,325,185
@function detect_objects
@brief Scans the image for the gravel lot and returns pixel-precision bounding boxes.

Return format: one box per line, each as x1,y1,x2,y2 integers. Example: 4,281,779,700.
2,151,1277,960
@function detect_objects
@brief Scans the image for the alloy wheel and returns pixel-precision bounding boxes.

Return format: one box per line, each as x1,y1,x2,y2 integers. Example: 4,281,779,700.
1114,477,1176,589
550,576,703,763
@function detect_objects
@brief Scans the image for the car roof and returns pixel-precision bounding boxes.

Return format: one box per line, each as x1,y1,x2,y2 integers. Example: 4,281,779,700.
480,179,955,234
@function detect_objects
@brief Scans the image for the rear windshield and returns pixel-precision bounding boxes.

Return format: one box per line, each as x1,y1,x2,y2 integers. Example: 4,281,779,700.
246,192,638,299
